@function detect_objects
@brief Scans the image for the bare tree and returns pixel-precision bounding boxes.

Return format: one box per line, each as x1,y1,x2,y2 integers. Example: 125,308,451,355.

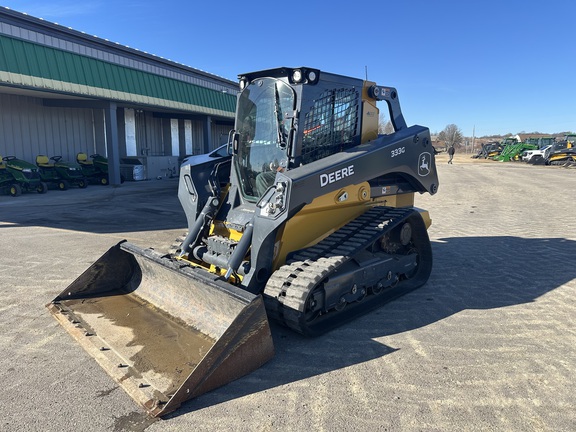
438,124,464,149
378,113,386,134
383,120,394,134
378,113,394,135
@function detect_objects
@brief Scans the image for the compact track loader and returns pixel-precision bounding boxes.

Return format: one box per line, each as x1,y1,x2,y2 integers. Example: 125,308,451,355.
48,67,439,417
546,135,576,165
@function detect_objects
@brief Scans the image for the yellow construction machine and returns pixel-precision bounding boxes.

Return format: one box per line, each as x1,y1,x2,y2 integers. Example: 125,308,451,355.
48,67,439,417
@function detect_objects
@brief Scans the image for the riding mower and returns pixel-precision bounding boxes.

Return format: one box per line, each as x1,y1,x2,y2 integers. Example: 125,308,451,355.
36,155,88,190
1,156,48,196
76,153,124,185
0,157,20,197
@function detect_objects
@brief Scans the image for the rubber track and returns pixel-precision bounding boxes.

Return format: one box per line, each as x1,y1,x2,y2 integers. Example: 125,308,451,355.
264,206,414,335
549,158,576,166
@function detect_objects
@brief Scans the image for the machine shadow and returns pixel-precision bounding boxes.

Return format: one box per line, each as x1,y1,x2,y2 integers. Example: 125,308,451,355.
171,235,576,417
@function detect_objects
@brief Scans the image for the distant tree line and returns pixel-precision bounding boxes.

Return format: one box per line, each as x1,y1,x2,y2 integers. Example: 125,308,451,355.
379,116,572,149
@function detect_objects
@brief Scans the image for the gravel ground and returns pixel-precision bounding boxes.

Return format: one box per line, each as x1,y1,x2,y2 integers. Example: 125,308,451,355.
1,155,574,432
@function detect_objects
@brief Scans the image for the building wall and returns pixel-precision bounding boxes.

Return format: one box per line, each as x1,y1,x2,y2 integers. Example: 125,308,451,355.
0,92,98,162
0,92,230,164
212,123,233,147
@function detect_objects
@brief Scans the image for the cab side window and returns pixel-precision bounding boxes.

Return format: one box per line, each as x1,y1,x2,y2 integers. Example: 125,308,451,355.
301,88,359,165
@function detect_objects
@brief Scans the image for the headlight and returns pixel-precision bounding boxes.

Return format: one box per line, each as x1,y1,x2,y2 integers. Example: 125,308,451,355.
22,168,32,173
292,69,303,83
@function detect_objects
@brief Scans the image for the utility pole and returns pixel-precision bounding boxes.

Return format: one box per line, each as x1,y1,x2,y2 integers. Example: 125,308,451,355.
472,125,476,154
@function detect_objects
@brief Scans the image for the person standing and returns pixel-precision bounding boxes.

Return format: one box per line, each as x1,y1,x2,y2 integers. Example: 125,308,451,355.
448,145,455,164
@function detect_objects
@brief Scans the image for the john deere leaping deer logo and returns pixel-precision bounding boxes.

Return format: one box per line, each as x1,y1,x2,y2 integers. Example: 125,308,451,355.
418,152,431,177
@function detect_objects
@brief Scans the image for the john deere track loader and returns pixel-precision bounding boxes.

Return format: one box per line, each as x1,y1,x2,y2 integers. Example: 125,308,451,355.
546,134,576,165
48,67,439,417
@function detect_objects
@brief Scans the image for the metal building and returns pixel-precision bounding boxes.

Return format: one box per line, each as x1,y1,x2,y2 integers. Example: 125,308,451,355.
0,7,238,184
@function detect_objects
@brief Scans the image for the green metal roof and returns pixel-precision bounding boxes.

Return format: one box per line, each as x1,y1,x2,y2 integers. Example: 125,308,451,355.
0,34,236,117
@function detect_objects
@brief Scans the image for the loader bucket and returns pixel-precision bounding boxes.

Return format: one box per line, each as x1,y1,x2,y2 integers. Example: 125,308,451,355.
47,241,274,417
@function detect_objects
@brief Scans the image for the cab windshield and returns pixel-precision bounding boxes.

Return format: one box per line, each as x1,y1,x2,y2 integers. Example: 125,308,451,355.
235,78,295,201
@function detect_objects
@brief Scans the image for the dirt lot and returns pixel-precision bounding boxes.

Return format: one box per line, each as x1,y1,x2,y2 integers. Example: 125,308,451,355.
1,156,575,431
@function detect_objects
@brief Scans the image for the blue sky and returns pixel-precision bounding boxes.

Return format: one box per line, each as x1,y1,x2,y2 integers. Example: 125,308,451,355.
3,0,575,137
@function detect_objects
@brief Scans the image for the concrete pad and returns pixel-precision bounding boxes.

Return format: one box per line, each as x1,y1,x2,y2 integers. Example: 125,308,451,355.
1,161,575,432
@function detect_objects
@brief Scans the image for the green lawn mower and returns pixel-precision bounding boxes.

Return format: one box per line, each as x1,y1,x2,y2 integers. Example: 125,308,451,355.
1,156,48,196
0,158,20,197
36,155,88,190
76,153,124,185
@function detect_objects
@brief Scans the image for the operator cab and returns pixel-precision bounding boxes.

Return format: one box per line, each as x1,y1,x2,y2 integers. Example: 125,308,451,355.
233,67,363,201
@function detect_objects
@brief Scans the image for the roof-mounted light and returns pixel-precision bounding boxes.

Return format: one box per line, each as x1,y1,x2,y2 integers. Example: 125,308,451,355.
292,69,303,83
289,68,320,85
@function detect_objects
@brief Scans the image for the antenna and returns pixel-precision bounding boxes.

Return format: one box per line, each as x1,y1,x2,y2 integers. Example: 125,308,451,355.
365,66,368,80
